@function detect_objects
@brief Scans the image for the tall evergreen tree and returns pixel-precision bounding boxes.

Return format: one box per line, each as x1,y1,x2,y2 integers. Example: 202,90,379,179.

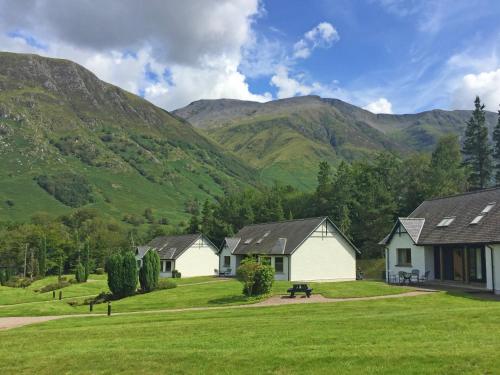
493,108,500,185
38,235,47,277
462,96,492,189
122,251,138,296
139,250,160,292
429,134,467,196
106,253,123,296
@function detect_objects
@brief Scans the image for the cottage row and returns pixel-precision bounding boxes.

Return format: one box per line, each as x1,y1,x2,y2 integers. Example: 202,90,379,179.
135,216,360,281
136,188,500,294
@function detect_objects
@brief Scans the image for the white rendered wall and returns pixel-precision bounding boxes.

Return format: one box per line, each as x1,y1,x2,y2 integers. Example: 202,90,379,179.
175,238,219,277
219,246,236,276
290,221,356,281
386,231,426,280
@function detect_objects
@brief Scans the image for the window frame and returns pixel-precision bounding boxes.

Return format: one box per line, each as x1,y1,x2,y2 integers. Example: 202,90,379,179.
223,256,231,268
165,261,172,272
396,248,412,267
274,257,284,273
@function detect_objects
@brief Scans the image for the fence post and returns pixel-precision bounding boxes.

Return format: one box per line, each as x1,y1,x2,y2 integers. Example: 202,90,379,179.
59,290,62,300
52,290,55,299
107,302,111,316
89,301,93,312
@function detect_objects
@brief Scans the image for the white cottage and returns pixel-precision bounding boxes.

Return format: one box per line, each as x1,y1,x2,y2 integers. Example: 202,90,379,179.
219,217,359,281
136,234,219,278
380,187,500,294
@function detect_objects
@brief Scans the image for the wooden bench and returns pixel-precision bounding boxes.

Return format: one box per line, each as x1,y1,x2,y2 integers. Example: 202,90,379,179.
287,284,313,298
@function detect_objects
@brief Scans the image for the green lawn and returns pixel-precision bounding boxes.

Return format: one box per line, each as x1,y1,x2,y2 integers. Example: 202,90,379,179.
1,292,499,374
0,276,411,317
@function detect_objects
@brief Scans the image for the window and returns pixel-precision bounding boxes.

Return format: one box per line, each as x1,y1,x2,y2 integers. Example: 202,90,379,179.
223,256,231,268
263,231,271,237
482,202,496,213
470,215,484,225
397,248,412,266
437,217,455,227
275,257,284,273
260,256,271,266
244,238,253,245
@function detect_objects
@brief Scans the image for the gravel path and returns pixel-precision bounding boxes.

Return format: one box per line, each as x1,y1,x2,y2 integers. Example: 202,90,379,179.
0,290,434,331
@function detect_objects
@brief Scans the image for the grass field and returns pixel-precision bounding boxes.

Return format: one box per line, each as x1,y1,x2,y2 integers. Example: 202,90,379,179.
0,275,411,317
1,292,499,374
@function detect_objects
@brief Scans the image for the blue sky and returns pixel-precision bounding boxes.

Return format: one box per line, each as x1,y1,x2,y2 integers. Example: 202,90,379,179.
1,0,500,113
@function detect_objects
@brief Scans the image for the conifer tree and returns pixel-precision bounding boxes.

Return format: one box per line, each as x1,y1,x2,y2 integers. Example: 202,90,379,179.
493,108,500,185
122,251,138,296
430,134,467,196
139,250,160,292
463,96,492,189
38,235,47,277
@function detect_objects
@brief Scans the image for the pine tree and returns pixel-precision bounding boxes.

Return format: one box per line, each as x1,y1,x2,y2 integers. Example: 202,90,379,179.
463,96,492,189
493,108,500,185
430,134,467,196
106,253,123,296
84,239,90,282
316,161,332,197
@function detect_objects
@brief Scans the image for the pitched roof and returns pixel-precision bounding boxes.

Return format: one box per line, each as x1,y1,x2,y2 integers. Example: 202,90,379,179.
147,234,202,259
230,216,359,255
135,245,151,258
381,187,500,246
379,218,425,245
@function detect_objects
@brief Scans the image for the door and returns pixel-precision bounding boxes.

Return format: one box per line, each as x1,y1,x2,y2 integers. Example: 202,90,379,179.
452,249,464,281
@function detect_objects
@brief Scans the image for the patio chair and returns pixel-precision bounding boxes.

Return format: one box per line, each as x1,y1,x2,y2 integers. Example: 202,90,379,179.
410,269,420,284
418,270,431,285
398,271,406,285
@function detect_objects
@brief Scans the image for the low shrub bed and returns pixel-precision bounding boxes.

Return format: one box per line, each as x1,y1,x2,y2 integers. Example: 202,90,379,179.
38,280,71,293
157,279,177,290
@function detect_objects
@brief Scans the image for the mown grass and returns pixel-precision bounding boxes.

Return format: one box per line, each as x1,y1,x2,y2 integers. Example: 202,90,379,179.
0,276,411,317
1,292,499,374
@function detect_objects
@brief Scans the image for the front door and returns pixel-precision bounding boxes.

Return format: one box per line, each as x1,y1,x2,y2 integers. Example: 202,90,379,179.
453,249,464,281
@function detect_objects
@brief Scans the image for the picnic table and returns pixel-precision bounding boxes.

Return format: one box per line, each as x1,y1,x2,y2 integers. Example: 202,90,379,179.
287,284,313,298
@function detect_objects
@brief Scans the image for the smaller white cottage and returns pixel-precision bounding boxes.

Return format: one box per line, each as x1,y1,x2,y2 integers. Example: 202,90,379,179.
219,217,360,281
136,234,219,278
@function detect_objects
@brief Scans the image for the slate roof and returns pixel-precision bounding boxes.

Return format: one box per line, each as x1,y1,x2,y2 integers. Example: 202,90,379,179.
229,216,359,255
135,245,151,258
146,234,203,260
381,187,500,246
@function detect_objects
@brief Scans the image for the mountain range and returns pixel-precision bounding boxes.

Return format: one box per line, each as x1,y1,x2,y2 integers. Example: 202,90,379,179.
174,97,497,189
0,51,497,222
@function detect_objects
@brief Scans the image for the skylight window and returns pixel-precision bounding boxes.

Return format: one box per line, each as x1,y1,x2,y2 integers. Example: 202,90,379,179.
244,238,253,245
256,238,263,244
470,215,484,225
437,217,455,227
263,231,271,237
482,202,496,213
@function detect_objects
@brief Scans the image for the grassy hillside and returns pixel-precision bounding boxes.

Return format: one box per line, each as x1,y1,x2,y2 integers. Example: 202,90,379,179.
0,52,255,223
175,96,497,189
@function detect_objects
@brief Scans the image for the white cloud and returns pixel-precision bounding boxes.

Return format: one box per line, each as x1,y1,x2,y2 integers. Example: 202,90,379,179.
452,69,500,111
0,0,271,110
293,22,339,59
363,98,393,114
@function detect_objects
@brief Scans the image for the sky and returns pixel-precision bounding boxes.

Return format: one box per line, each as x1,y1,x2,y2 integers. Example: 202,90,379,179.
0,0,500,114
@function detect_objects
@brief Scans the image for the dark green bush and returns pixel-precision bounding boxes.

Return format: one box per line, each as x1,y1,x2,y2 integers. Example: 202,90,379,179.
122,252,138,296
139,250,160,292
236,258,274,296
106,253,123,296
0,269,6,285
3,276,33,288
172,269,181,279
95,267,104,275
106,252,138,297
157,279,177,290
39,280,71,293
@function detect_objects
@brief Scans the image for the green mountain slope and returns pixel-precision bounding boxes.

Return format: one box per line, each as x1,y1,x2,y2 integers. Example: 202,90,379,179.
174,96,497,189
0,52,255,222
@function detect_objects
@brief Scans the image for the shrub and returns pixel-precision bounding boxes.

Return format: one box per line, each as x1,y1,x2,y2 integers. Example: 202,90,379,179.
95,267,104,275
4,276,33,288
139,250,160,292
39,280,71,293
75,262,86,283
236,257,275,297
172,269,181,279
0,269,6,285
157,279,177,290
